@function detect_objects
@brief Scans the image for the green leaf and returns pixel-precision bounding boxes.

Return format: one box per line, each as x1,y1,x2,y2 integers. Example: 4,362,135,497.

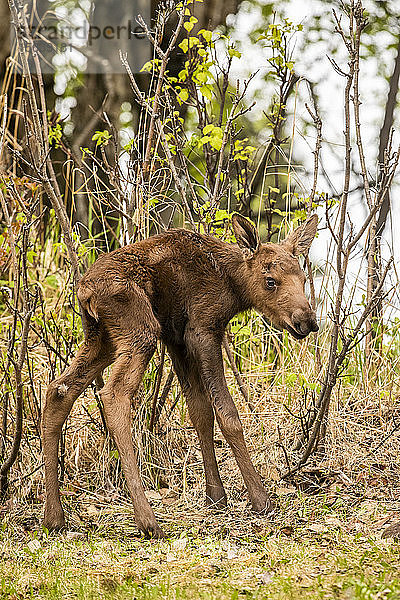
194,71,208,83
45,274,59,290
198,29,212,43
140,60,157,72
211,126,223,137
179,39,189,53
209,137,222,151
184,16,198,32
199,135,210,146
228,47,241,58
203,124,214,135
180,37,200,52
200,85,212,100
177,88,189,103
123,140,134,151
91,130,111,147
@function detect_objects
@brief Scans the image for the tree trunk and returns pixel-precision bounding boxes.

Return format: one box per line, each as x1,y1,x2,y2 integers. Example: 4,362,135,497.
0,0,11,175
375,35,400,239
368,35,400,353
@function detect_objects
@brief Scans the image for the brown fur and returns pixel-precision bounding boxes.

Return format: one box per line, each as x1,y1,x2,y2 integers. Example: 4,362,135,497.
42,214,318,538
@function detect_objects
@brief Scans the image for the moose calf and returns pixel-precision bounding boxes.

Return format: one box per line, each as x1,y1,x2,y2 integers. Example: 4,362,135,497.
43,214,318,538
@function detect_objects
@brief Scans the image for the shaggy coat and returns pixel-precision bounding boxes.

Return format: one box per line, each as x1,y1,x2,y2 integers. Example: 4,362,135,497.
42,214,318,538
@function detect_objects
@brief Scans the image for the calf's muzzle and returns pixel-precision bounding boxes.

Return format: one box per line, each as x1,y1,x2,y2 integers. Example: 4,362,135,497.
289,307,319,339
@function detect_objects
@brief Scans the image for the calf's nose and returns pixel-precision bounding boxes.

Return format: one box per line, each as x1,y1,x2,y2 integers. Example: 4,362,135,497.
292,308,319,336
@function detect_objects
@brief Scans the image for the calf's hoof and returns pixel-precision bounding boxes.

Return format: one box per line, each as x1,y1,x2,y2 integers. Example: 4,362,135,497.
137,517,166,540
251,495,275,515
205,489,227,510
142,523,166,540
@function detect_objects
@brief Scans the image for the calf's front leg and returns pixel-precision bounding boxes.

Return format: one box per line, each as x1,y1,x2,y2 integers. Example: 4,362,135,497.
167,343,227,508
186,328,274,514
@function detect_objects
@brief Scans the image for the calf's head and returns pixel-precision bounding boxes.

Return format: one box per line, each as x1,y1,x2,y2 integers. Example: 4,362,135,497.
232,214,319,339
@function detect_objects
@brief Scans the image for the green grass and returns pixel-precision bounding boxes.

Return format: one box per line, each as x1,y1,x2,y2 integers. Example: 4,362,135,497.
1,493,400,600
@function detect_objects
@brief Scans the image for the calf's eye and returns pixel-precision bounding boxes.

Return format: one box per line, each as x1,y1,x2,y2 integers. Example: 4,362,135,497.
266,277,276,290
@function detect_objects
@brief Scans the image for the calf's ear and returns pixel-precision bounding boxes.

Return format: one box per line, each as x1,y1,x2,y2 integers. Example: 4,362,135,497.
282,214,318,256
232,214,260,258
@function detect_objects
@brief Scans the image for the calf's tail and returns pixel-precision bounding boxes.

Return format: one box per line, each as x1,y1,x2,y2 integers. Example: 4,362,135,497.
77,284,104,390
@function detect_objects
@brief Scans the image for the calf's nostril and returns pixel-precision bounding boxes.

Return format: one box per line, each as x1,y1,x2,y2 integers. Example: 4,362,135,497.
292,315,318,336
309,315,319,332
292,320,305,334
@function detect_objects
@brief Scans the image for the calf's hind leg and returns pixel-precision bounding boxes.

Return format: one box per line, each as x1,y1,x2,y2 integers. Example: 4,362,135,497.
43,334,111,531
99,347,165,539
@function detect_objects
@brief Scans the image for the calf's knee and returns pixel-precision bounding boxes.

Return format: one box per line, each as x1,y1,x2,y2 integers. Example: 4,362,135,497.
42,379,75,429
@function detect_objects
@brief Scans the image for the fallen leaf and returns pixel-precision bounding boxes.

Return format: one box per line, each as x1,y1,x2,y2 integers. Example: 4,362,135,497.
374,516,392,529
347,519,365,532
166,552,176,562
280,525,294,536
227,546,238,560
86,505,99,517
66,531,86,541
27,539,41,553
198,545,211,556
382,522,400,540
357,501,378,516
258,572,273,584
276,486,296,495
162,496,177,506
144,491,162,501
172,537,187,551
308,523,326,533
325,517,342,528
208,560,223,573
